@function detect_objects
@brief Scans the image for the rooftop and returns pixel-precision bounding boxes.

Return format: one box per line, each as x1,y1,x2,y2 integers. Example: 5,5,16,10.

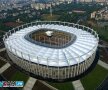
4,21,99,67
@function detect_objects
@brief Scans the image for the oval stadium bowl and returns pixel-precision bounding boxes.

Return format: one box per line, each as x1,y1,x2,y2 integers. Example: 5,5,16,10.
3,21,99,82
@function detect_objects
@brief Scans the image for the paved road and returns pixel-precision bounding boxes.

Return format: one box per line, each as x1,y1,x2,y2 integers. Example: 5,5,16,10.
40,80,58,90
0,48,5,52
98,60,108,70
23,77,37,90
72,80,84,90
99,44,108,48
0,63,11,74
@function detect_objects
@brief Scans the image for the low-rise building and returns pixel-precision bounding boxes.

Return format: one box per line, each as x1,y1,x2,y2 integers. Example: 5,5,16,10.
91,7,108,20
31,3,46,10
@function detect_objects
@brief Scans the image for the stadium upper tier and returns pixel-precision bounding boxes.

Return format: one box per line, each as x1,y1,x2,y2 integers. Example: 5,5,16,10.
4,21,98,67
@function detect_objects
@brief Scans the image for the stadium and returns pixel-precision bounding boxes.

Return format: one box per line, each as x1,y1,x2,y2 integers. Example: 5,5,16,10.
3,21,99,82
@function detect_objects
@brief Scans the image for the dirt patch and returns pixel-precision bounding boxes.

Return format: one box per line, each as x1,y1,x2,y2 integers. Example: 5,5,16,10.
99,47,108,64
2,66,17,80
32,80,51,90
0,60,6,68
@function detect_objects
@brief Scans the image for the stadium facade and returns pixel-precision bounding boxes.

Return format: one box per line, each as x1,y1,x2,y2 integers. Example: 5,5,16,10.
3,21,99,82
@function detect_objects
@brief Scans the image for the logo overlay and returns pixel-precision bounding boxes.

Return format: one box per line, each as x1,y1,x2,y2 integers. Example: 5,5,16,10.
0,81,24,87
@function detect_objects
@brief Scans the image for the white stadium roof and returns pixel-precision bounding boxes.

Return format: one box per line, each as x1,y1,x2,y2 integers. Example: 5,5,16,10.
5,24,98,67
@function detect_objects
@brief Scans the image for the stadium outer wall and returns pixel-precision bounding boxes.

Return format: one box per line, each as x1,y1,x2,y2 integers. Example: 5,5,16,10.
3,21,99,82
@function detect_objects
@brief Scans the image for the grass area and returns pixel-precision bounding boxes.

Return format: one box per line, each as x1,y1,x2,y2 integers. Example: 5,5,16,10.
94,26,108,42
10,71,29,83
10,71,29,90
48,82,74,90
81,65,108,90
41,14,60,21
86,20,108,42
